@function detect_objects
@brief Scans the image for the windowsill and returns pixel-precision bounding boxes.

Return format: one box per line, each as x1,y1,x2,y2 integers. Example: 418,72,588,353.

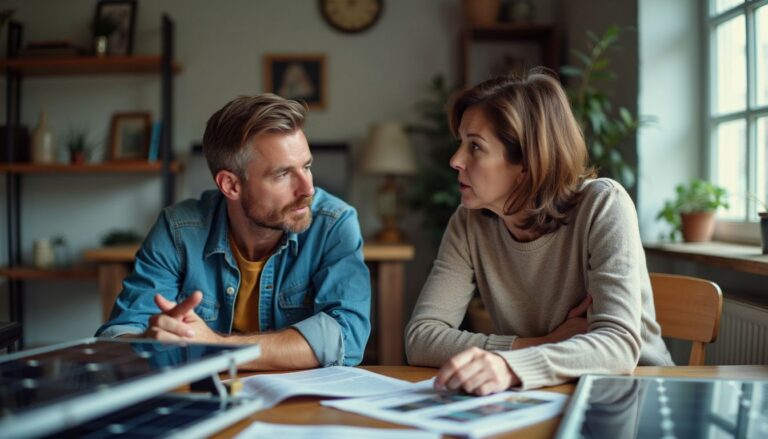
643,241,768,276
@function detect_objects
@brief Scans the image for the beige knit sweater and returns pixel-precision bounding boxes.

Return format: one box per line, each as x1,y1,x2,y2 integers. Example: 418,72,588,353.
405,178,673,390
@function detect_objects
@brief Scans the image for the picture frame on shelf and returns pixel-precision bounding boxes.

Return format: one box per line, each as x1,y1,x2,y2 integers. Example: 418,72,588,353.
109,112,151,161
94,0,137,56
264,54,327,109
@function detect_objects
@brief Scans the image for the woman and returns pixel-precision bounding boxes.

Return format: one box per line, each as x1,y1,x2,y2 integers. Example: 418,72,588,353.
405,70,673,395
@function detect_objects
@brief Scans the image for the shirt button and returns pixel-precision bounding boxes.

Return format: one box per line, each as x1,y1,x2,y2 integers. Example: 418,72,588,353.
226,286,235,296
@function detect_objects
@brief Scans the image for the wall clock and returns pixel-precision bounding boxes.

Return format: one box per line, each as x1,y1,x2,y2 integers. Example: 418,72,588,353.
319,0,383,34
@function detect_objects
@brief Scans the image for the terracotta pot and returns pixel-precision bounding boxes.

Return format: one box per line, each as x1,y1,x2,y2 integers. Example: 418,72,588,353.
680,211,715,242
462,0,501,26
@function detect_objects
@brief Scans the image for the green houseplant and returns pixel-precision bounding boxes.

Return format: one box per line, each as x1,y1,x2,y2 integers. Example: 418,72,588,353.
408,75,461,245
560,26,651,190
65,127,93,164
656,180,729,242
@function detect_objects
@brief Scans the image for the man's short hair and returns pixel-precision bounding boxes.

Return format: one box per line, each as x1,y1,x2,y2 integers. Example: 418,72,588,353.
202,94,307,179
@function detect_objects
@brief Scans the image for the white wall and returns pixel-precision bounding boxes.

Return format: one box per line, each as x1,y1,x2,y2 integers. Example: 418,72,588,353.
637,0,701,241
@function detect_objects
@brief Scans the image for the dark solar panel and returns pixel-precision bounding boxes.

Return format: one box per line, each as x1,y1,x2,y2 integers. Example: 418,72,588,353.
0,340,239,415
0,339,262,438
557,375,768,439
47,394,240,438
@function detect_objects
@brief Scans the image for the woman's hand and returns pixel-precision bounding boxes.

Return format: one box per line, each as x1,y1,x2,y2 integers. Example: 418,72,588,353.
546,294,592,343
511,294,592,349
434,347,520,396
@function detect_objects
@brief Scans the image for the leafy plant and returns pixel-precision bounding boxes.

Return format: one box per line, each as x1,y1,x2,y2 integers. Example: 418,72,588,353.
65,126,94,163
560,25,652,190
101,229,142,246
407,75,461,244
65,126,93,153
656,180,729,241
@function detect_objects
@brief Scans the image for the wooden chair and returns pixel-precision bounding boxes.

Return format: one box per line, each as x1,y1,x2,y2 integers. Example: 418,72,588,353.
650,272,723,366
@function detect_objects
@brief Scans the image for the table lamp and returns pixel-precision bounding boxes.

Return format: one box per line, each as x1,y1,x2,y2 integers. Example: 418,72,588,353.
362,122,417,243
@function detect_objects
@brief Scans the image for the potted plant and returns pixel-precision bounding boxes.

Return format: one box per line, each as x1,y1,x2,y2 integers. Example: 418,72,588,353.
65,127,93,164
560,26,654,191
656,179,729,242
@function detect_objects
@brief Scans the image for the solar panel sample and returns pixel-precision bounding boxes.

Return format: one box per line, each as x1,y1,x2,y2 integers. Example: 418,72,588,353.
44,393,265,439
0,338,262,438
556,375,768,439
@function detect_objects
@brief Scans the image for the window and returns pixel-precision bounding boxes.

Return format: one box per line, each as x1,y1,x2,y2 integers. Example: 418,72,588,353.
708,0,768,231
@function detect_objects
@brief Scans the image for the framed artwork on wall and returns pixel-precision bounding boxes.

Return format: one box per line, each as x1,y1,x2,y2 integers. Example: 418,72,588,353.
94,0,137,56
109,112,151,161
264,54,327,109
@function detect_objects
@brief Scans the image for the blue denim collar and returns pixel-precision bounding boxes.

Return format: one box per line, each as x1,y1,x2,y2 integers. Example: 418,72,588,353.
203,193,299,260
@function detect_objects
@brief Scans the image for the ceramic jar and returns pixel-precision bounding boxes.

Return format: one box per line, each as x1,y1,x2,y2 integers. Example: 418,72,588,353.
33,239,55,269
31,111,56,164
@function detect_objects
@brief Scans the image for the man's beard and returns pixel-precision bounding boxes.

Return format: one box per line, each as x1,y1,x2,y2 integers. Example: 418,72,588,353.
242,193,314,234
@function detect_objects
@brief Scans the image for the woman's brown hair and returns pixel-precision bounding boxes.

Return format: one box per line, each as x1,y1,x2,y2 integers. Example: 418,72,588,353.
449,68,596,235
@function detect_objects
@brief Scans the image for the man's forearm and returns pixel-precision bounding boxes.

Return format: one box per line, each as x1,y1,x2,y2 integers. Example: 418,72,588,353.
222,327,320,370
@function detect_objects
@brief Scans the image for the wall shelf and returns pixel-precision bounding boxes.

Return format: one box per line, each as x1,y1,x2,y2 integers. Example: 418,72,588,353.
644,241,768,276
0,55,181,76
0,266,97,280
0,161,183,174
459,23,559,86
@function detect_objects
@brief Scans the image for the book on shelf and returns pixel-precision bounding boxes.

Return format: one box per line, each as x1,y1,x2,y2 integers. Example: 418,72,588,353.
17,40,84,58
147,121,162,162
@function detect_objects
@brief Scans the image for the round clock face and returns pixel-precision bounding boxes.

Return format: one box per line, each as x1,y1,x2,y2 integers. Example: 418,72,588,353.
320,0,383,34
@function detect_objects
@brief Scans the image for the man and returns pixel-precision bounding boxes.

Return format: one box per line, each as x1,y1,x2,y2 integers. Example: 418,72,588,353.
96,94,371,369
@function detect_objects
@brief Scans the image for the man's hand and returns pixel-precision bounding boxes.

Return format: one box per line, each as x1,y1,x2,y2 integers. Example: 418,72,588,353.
434,347,519,396
143,291,223,343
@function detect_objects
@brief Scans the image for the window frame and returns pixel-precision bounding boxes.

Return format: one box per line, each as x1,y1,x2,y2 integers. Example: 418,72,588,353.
707,0,768,244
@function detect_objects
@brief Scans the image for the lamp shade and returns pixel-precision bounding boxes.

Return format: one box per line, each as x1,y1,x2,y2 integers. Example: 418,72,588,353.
362,122,417,175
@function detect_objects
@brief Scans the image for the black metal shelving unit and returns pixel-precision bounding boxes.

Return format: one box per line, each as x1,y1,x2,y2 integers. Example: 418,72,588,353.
1,15,177,349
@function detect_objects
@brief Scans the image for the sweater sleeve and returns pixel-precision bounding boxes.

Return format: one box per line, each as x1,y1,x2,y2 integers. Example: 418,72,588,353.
496,182,643,389
405,208,517,367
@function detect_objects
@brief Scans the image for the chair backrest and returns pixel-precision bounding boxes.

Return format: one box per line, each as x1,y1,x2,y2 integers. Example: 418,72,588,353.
649,272,723,366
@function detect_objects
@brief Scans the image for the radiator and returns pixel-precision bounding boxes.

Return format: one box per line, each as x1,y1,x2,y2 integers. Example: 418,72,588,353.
707,298,768,365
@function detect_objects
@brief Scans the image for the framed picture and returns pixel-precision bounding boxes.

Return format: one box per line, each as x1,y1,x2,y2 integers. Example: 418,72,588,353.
94,0,137,56
109,112,151,161
264,54,327,109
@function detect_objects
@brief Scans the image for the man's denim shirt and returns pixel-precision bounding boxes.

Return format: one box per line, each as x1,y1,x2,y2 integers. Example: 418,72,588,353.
96,188,371,367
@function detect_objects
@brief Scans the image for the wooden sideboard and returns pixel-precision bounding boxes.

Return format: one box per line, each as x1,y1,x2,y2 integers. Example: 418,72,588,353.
84,242,415,365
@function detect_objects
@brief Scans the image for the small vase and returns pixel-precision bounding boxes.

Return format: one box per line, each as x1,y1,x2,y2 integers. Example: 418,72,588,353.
33,239,55,269
31,111,56,164
94,36,108,57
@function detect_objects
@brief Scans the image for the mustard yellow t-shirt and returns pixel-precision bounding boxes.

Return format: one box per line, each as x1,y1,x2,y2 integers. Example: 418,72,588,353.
229,233,265,333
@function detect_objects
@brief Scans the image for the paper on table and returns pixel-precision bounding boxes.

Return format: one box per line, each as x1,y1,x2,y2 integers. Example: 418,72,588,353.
235,422,440,439
323,379,568,438
238,366,415,408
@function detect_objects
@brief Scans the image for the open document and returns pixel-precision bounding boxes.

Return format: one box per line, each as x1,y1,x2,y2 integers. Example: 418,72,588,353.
323,379,568,438
238,366,415,408
235,422,440,439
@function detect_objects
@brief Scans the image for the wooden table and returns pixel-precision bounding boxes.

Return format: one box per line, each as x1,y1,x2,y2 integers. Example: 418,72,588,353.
215,365,768,438
84,242,415,365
